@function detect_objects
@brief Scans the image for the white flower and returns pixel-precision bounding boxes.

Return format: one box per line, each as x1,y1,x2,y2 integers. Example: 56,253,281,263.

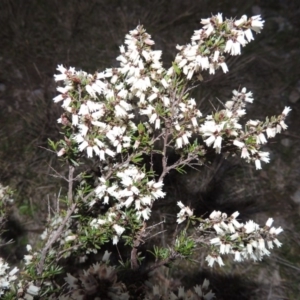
78,140,89,152
87,146,93,158
231,218,242,229
250,240,258,248
266,218,274,227
191,117,198,127
250,15,264,32
234,15,247,27
213,224,224,234
53,94,64,102
220,62,229,73
244,28,254,42
231,211,240,219
225,39,241,56
72,114,79,126
65,235,77,242
233,140,244,148
282,106,292,116
248,119,259,127
234,251,243,262
209,210,221,220
217,255,224,266
204,24,214,37
57,86,72,94
258,151,270,163
275,227,283,235
266,127,276,138
280,120,288,130
204,135,215,147
230,233,239,240
112,235,119,245
267,240,274,249
177,202,194,224
115,104,128,117
244,220,259,233
27,285,40,296
196,55,209,70
258,238,265,250
161,78,169,88
224,40,233,53
256,133,267,144
247,243,253,254
177,201,184,209
9,266,18,277
210,237,221,245
105,148,116,157
139,207,151,220
227,223,235,233
273,238,282,247
240,88,254,103
213,50,220,62
113,224,125,236
213,136,222,153
216,13,223,24
102,251,111,262
270,226,283,235
78,104,89,115
176,137,183,148
241,147,250,159
182,133,190,145
209,64,216,75
255,159,262,170
54,65,67,81
86,84,97,98
205,255,216,267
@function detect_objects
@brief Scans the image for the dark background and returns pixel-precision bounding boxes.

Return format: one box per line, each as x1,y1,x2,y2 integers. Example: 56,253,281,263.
0,1,300,299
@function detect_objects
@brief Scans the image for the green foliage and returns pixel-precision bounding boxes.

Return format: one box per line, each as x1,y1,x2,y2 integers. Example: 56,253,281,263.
174,230,196,258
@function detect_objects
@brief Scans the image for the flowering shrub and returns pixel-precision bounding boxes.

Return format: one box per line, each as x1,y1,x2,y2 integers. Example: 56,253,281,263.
0,13,290,299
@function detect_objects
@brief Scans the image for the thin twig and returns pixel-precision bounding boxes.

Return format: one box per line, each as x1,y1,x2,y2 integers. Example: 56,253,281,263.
68,166,74,205
37,203,77,275
116,244,124,264
57,243,83,261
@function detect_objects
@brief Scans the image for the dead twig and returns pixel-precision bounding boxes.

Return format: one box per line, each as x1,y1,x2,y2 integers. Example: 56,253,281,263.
37,203,77,276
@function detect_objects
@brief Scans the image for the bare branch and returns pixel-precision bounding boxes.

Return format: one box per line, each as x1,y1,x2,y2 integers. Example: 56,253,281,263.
37,203,77,276
68,166,75,205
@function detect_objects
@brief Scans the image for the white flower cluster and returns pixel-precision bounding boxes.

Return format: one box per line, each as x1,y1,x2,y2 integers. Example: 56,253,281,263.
174,14,264,79
51,16,292,260
199,211,283,267
171,98,203,149
54,25,172,161
17,281,41,300
0,257,18,296
53,14,288,178
90,164,165,244
177,201,194,224
94,164,165,216
54,63,132,160
199,87,291,169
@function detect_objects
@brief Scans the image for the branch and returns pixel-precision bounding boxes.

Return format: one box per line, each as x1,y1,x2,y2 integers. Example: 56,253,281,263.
37,203,77,275
68,165,75,205
131,222,146,270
